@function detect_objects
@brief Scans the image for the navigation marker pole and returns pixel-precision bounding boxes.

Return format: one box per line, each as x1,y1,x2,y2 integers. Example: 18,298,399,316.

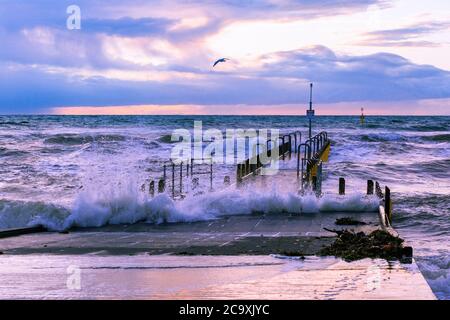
307,83,315,140
360,107,365,125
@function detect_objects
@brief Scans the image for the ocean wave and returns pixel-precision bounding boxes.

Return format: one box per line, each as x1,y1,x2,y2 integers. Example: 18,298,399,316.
421,134,450,142
0,188,379,232
44,134,126,145
415,159,450,176
416,254,450,300
408,125,450,132
0,148,29,158
157,134,178,144
359,133,406,142
0,121,30,127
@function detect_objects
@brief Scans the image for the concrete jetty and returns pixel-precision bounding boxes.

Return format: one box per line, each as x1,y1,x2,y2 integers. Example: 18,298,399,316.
0,211,435,299
0,130,436,299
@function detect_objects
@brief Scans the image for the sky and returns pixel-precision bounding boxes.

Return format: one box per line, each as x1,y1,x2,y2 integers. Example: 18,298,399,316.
0,0,450,115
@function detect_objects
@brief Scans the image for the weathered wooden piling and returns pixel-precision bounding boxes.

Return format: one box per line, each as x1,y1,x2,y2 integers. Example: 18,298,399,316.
367,180,374,195
149,181,155,197
312,176,318,193
375,181,383,198
158,179,165,193
339,177,346,195
385,186,392,223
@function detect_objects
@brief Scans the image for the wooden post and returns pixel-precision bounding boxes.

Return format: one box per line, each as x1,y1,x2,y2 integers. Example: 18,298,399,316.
312,176,318,193
339,177,345,195
149,180,155,197
367,180,374,195
375,181,383,198
236,164,242,183
385,186,392,224
158,179,165,193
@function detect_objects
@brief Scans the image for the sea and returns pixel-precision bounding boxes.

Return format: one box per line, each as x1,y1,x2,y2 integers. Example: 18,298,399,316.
0,115,449,299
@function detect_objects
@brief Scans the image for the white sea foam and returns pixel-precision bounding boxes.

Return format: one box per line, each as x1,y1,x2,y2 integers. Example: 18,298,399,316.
0,186,380,231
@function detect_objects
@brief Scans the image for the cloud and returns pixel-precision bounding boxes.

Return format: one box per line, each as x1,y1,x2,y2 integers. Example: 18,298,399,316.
0,0,449,114
1,46,449,113
82,17,176,37
358,21,450,47
256,46,450,101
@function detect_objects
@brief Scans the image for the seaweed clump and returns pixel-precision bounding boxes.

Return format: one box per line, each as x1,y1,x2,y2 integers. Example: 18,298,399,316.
335,217,367,226
319,229,411,261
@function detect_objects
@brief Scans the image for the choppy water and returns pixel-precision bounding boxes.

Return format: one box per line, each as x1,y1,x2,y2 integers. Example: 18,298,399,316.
0,115,449,299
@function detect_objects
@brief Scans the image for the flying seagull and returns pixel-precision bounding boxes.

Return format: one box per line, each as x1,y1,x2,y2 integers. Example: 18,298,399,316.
213,58,229,67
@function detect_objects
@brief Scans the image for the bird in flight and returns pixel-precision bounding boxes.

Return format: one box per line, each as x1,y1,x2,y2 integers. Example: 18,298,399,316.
213,58,229,67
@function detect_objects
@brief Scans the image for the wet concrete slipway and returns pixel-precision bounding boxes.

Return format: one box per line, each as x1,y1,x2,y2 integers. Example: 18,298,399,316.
0,136,436,299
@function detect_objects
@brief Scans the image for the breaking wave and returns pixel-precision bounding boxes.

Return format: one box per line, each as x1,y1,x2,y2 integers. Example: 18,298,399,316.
416,254,450,300
421,134,450,142
0,188,379,232
359,133,406,142
0,148,29,158
44,134,126,145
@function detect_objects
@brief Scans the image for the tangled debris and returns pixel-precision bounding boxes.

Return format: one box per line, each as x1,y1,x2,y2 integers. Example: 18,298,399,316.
335,217,367,226
319,229,411,261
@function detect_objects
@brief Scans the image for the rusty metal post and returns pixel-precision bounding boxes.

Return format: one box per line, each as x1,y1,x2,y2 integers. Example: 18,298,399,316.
180,162,183,195
339,177,345,195
172,162,175,198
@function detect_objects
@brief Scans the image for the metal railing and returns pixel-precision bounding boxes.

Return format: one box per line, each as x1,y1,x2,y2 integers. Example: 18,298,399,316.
148,158,214,199
297,131,330,191
236,130,300,183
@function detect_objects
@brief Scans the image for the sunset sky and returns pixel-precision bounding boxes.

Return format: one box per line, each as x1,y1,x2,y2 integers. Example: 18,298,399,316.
0,0,450,115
